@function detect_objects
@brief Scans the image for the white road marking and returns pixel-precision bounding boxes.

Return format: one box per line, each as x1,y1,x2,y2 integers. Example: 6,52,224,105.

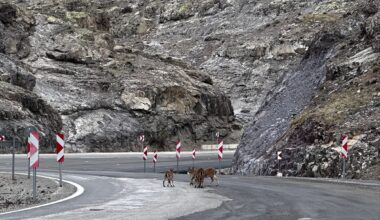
0,172,84,216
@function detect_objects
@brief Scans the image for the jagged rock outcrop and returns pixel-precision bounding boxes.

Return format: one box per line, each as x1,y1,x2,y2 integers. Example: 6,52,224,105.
1,1,237,152
233,0,380,180
0,3,62,149
1,0,379,180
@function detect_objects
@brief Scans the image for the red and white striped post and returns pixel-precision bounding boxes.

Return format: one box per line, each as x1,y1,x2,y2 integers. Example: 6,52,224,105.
341,135,348,178
143,146,148,173
26,135,31,179
153,150,157,173
218,139,223,174
277,151,282,176
176,139,181,173
215,131,223,173
29,131,39,200
138,134,144,151
192,148,196,168
56,133,64,187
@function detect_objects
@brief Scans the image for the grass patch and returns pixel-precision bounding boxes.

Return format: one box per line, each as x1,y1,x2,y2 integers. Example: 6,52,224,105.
292,88,374,126
66,11,89,21
302,13,338,23
136,20,148,34
178,4,188,14
47,16,63,24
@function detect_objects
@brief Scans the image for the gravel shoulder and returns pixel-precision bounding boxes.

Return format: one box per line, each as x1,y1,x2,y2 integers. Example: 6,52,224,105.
0,173,76,213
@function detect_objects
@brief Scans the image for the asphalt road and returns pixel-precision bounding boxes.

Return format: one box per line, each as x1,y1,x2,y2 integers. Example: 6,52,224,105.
1,152,380,220
0,151,234,173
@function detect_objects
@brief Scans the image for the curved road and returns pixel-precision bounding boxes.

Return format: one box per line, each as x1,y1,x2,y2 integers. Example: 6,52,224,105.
1,152,380,220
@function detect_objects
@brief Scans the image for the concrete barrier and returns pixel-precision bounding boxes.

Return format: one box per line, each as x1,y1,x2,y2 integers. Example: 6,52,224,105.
201,144,238,151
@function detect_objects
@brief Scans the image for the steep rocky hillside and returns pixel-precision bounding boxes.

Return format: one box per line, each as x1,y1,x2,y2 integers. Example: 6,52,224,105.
0,3,62,148
233,0,380,180
0,0,326,151
0,1,236,151
0,0,378,179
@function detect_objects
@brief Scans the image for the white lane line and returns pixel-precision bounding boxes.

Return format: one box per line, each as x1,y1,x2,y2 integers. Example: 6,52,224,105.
0,172,85,216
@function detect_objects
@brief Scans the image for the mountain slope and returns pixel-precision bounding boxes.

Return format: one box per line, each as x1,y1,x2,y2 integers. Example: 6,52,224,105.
233,0,380,180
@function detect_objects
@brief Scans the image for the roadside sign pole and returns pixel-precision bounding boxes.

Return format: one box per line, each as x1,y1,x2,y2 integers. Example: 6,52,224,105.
341,135,348,179
143,145,147,173
216,132,219,173
27,158,30,179
219,159,221,174
142,141,144,173
192,148,195,168
277,151,282,176
139,134,145,173
153,150,157,173
56,133,65,187
143,147,145,173
26,128,30,179
217,136,223,174
176,139,181,173
33,168,36,200
59,162,63,187
342,158,346,179
29,130,39,201
216,132,223,174
12,126,16,180
259,162,261,176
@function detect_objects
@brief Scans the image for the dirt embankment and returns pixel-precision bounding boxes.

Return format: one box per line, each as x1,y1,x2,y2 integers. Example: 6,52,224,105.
0,173,76,213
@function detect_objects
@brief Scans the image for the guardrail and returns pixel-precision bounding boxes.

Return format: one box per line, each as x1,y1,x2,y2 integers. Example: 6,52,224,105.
201,144,238,150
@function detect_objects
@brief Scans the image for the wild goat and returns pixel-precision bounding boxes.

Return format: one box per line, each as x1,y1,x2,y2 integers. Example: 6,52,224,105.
188,167,219,187
163,168,175,187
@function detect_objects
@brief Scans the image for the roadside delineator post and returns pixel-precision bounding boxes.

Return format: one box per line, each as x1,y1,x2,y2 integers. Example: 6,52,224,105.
12,125,16,180
138,134,145,172
218,138,223,174
277,151,282,176
143,146,148,173
153,150,157,173
56,133,65,187
29,131,39,200
138,134,144,151
341,135,348,179
27,135,31,179
176,139,181,173
192,148,196,168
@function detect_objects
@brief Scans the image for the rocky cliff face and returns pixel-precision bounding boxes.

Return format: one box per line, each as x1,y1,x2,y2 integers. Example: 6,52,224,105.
233,0,380,180
0,2,62,149
0,0,324,152
1,0,379,179
1,1,237,152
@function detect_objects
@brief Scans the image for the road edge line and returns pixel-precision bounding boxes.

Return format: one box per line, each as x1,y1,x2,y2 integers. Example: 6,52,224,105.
0,172,85,216
269,176,380,188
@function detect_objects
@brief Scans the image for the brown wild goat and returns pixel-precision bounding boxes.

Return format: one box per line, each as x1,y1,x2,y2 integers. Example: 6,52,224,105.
193,168,205,188
188,167,219,186
163,168,174,187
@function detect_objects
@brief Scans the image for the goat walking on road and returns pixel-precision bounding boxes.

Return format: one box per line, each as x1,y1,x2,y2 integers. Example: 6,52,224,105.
163,169,175,187
187,167,219,188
